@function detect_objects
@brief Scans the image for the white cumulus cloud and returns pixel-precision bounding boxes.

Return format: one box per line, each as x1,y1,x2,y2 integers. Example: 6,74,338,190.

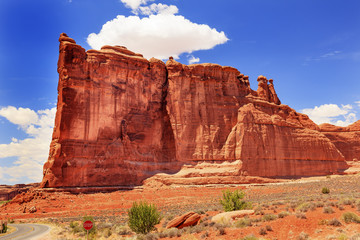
136,3,179,15
188,55,200,64
0,106,56,184
87,12,228,60
0,106,39,129
120,0,155,11
301,103,357,127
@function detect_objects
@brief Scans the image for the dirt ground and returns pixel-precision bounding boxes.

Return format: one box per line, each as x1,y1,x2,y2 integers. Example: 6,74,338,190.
1,165,360,239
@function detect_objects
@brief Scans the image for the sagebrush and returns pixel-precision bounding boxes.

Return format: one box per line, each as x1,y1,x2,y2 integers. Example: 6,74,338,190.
128,201,161,234
220,190,252,212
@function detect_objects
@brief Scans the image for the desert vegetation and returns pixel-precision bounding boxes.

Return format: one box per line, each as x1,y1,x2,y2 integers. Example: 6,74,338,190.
2,174,360,239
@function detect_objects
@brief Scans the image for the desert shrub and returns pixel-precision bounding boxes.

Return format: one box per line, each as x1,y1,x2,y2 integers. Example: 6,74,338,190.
338,204,345,211
327,218,342,227
220,189,252,212
262,214,277,222
69,221,82,234
272,201,284,206
144,233,159,240
195,210,205,215
128,201,161,234
254,206,263,215
290,201,298,210
137,233,160,240
297,231,309,240
326,235,337,240
1,221,7,233
278,211,290,218
351,233,360,240
323,206,335,214
104,228,112,238
240,235,258,240
200,231,209,239
296,202,312,212
185,225,204,234
322,187,330,194
342,212,360,224
117,225,132,235
265,225,272,231
259,227,267,235
159,228,182,238
295,212,307,219
217,226,225,235
340,198,355,206
234,218,252,228
337,234,348,240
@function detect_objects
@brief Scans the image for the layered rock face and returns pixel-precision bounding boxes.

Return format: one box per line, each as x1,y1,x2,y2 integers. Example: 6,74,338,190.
165,62,347,178
41,34,351,188
319,121,360,162
41,34,177,187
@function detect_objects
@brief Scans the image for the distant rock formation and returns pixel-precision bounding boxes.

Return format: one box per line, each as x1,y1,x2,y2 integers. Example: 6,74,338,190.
40,34,351,188
319,120,360,162
0,183,39,201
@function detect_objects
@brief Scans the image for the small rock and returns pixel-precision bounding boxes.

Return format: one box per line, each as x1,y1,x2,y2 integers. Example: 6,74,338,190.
29,206,37,213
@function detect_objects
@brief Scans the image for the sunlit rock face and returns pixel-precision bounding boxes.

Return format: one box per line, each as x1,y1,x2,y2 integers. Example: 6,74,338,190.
41,34,350,188
319,121,360,162
41,34,177,187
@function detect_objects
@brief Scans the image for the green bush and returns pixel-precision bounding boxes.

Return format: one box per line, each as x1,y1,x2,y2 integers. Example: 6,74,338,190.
1,221,7,233
262,214,277,222
240,235,258,240
323,206,335,214
234,218,252,228
220,190,252,212
342,212,360,223
69,221,82,234
128,201,161,234
322,187,330,194
278,211,290,218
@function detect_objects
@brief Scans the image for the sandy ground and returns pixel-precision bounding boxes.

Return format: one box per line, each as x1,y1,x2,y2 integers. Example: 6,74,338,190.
0,164,360,239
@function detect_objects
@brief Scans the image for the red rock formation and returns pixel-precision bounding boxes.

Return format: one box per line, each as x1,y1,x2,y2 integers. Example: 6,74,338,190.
320,120,360,162
165,58,347,178
0,183,38,201
166,211,201,229
41,33,178,187
41,34,351,188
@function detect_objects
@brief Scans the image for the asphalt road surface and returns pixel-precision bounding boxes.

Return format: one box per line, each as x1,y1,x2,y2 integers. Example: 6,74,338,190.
0,224,50,240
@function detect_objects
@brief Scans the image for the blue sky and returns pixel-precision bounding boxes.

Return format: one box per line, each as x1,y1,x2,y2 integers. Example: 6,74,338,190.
0,0,359,184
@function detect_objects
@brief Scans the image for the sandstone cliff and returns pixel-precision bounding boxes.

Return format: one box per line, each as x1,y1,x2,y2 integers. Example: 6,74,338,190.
41,34,351,188
319,120,360,162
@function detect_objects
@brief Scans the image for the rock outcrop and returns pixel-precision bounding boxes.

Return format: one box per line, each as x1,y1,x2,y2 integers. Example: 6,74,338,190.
319,120,360,162
166,211,201,229
41,34,352,188
211,210,255,224
41,33,178,187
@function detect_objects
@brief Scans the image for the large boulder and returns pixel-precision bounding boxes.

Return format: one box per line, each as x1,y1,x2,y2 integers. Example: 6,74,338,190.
166,211,201,229
211,210,255,224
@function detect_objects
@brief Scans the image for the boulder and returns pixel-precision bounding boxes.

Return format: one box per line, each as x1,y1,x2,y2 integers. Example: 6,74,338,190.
212,210,255,224
166,211,201,229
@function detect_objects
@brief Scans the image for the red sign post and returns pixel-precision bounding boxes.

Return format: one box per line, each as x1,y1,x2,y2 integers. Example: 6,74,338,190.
83,220,93,240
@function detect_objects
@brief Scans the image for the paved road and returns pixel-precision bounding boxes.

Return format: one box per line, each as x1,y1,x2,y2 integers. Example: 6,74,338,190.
0,224,50,240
